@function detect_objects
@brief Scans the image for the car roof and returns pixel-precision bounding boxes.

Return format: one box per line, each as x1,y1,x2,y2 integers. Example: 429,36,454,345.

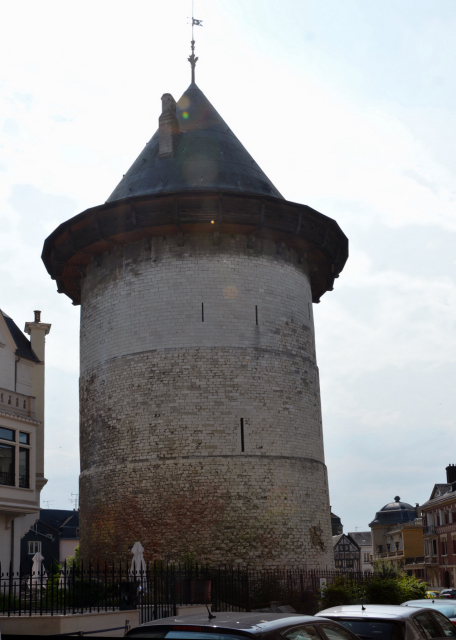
316,604,431,620
403,600,446,604
403,600,456,609
136,612,317,632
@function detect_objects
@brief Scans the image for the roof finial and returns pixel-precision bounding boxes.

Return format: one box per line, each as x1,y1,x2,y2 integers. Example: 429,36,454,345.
188,1,202,83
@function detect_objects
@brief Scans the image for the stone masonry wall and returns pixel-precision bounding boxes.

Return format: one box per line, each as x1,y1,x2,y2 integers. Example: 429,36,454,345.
79,234,334,567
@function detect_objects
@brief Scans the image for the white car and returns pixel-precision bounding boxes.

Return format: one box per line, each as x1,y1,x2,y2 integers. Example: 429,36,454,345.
315,604,456,640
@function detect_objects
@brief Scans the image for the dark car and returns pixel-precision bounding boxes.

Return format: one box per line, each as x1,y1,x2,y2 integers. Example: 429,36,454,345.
439,591,456,600
125,611,363,639
401,600,456,625
315,604,456,640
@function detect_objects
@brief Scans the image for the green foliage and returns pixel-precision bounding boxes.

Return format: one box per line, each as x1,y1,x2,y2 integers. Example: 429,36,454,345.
320,565,427,608
65,545,80,575
397,573,427,601
320,575,368,608
371,560,402,578
48,560,63,591
365,577,403,605
70,578,118,608
0,591,20,611
321,583,358,608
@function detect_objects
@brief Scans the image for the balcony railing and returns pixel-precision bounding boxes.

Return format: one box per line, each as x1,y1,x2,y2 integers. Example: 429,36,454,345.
424,556,439,565
379,551,403,558
0,472,29,488
0,387,36,418
19,474,29,489
424,525,436,535
405,556,425,565
0,471,15,486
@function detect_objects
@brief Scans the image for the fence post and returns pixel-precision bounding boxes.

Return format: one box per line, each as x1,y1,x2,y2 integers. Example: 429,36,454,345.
172,564,177,617
104,561,108,613
6,561,12,616
96,560,100,613
62,559,67,616
153,561,158,620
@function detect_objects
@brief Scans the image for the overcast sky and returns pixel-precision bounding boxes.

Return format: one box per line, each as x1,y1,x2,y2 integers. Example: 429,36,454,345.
1,0,455,534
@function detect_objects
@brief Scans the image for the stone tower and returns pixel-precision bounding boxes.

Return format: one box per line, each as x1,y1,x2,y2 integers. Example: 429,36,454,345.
42,82,348,567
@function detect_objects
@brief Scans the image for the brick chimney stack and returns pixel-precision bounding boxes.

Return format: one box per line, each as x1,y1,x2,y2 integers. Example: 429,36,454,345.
158,93,179,158
446,464,456,484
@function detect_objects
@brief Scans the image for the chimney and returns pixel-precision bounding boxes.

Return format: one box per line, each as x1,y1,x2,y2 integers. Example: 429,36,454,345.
158,93,180,158
24,311,51,491
446,464,456,484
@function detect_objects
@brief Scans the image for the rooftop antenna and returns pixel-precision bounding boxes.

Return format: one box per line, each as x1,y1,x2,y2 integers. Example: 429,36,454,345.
188,0,203,83
43,500,54,509
70,493,79,510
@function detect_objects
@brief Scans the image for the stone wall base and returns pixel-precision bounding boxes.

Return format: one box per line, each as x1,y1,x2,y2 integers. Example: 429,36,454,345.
0,609,139,637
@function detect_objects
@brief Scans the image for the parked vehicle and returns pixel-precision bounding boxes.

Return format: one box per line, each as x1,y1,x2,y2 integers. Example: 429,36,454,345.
315,604,456,640
401,600,456,625
125,611,363,639
439,591,456,600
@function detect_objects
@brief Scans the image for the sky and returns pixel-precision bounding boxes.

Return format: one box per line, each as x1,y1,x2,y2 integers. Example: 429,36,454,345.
1,0,455,534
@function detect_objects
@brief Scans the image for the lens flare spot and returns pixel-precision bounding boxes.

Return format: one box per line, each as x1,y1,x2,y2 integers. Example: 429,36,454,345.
182,111,189,120
223,285,238,300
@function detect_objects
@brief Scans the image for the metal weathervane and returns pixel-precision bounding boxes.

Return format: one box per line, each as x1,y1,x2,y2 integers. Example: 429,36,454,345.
188,0,203,83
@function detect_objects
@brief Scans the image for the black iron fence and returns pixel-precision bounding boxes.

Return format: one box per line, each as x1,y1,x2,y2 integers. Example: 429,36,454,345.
0,561,375,620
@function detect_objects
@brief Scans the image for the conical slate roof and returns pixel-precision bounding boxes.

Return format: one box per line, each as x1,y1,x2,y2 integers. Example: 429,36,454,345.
107,83,283,203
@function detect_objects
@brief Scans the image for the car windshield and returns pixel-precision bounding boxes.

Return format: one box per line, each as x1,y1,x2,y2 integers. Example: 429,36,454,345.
335,619,405,640
426,606,456,618
433,606,456,617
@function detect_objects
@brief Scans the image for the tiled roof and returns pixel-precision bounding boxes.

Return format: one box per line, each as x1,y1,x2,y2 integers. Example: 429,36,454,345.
348,531,372,546
421,483,456,508
1,310,40,362
39,509,79,539
332,534,344,547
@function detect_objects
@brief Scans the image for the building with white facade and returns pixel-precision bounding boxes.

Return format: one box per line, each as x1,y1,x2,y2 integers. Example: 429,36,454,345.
0,309,51,572
349,531,373,573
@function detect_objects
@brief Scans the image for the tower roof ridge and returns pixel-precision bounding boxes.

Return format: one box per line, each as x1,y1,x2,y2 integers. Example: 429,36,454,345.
106,83,283,203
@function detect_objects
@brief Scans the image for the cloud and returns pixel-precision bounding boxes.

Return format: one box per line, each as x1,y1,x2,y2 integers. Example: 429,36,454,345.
316,244,456,378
